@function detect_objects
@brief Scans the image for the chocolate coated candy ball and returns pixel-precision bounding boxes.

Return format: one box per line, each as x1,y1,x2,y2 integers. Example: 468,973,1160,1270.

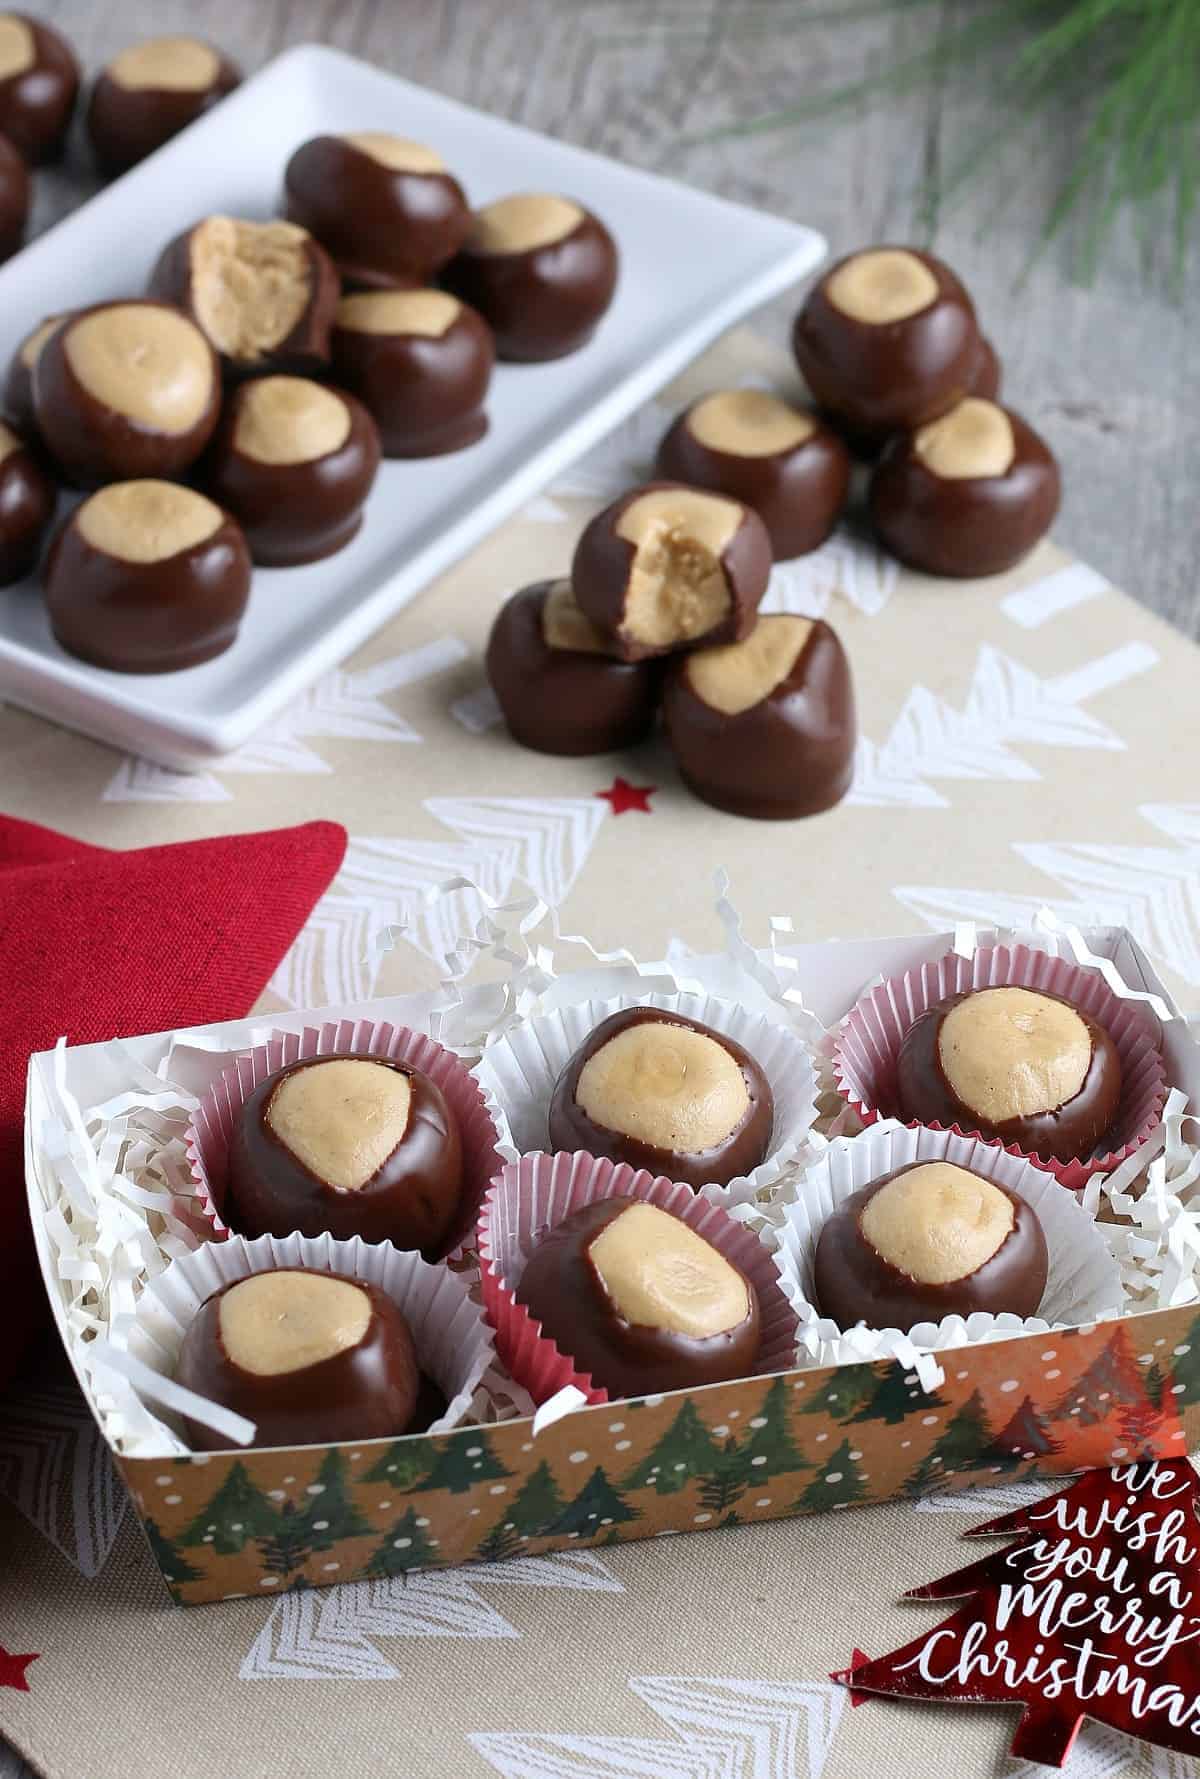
148,217,338,378
549,1007,773,1190
87,36,241,177
445,193,617,362
655,389,850,560
663,614,856,819
793,246,981,449
331,289,493,457
969,335,1001,401
0,12,79,163
0,129,28,262
572,481,772,663
486,578,660,756
868,397,1060,577
0,418,53,582
33,300,221,487
176,1268,420,1450
516,1196,761,1398
3,311,67,437
284,132,470,287
204,376,381,567
896,985,1122,1164
228,1054,464,1254
43,480,251,673
813,1161,1049,1333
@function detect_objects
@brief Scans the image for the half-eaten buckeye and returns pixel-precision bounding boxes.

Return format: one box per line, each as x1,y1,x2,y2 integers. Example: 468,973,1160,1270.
813,1161,1049,1333
548,1007,774,1189
571,481,771,663
516,1197,762,1397
175,1267,420,1450
895,985,1122,1164
227,1054,464,1254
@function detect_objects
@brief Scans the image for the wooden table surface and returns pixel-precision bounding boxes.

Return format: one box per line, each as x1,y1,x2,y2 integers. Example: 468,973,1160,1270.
1,4,1193,1775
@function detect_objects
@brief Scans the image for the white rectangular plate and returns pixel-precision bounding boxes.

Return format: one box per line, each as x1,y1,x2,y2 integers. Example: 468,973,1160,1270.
0,43,824,768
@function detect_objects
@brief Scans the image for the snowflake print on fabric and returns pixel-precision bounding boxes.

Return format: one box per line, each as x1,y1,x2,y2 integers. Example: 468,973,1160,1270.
762,529,899,622
0,1373,127,1579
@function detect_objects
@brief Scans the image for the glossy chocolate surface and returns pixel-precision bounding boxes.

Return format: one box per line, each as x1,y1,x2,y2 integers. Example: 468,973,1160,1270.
663,617,856,820
813,1163,1049,1333
485,580,660,756
548,1006,774,1189
284,134,470,286
148,220,338,377
445,208,617,362
571,481,772,664
516,1196,762,1397
203,383,381,567
227,1053,464,1255
792,247,980,448
0,431,54,582
43,495,251,672
176,1269,420,1451
330,300,493,457
86,43,241,177
655,401,850,561
869,403,1060,578
969,335,1001,401
0,130,28,263
33,300,221,487
0,15,79,163
3,313,66,437
895,989,1122,1163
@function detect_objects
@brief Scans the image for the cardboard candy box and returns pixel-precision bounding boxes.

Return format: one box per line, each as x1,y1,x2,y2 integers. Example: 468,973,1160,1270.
24,921,1200,1606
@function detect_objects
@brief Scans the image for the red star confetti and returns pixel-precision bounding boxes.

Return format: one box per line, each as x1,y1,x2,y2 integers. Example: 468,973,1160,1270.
830,1649,873,1707
0,1646,38,1692
596,776,656,815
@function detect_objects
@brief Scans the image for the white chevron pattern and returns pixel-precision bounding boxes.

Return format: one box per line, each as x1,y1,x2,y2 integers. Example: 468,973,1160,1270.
762,530,899,623
470,1675,846,1779
425,797,607,908
913,1479,1054,1517
0,1378,127,1578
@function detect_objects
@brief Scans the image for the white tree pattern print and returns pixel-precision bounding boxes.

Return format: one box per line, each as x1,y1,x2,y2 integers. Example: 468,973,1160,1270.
0,1373,127,1578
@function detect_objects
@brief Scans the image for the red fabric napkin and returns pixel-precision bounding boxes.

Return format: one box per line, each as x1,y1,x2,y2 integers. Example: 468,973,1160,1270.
0,815,347,1393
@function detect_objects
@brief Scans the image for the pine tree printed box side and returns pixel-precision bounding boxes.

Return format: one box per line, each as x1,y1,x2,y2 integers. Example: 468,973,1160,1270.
26,925,1200,1606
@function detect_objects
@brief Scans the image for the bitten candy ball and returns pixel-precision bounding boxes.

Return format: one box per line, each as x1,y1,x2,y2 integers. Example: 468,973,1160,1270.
813,1161,1049,1333
204,376,381,567
445,193,617,362
86,36,241,176
331,289,493,458
895,986,1122,1164
43,480,251,673
868,397,1061,577
33,300,221,487
0,13,79,163
485,578,660,756
548,1007,774,1190
654,389,850,560
0,129,28,262
175,1268,420,1450
284,131,470,288
792,246,981,449
663,614,856,820
148,217,339,377
516,1197,762,1398
0,418,54,583
228,1054,464,1254
571,482,771,663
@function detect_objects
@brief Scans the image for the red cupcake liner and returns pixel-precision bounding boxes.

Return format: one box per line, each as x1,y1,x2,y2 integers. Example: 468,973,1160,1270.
185,1017,503,1259
832,941,1168,1188
477,1149,800,1406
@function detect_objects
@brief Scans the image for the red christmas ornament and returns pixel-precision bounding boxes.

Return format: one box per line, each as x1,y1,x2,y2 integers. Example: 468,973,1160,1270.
595,776,656,815
0,1645,38,1692
839,1460,1200,1767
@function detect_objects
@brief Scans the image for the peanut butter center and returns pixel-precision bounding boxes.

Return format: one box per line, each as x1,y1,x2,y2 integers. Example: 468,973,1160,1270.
685,615,814,716
19,314,65,369
576,1020,750,1153
0,420,21,465
266,1058,412,1190
826,248,939,325
938,987,1092,1124
65,304,214,435
617,487,740,649
190,217,313,360
468,193,583,255
218,1271,372,1376
343,132,445,173
109,36,220,92
76,481,223,564
336,289,461,338
688,389,817,458
541,579,612,655
0,15,34,80
860,1163,1015,1285
233,375,351,466
914,397,1016,480
589,1202,751,1337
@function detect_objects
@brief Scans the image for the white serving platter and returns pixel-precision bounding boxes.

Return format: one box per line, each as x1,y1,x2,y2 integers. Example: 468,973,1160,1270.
0,43,824,769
